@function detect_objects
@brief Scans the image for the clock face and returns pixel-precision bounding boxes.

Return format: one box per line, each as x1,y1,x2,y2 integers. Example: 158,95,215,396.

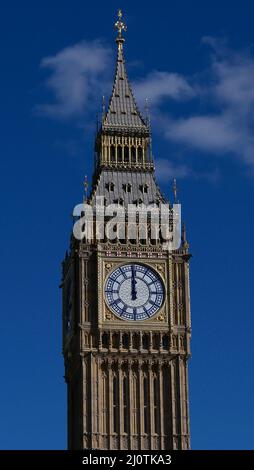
105,263,165,321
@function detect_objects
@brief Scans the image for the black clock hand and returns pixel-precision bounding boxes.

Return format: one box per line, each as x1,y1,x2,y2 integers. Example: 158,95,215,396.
131,265,137,300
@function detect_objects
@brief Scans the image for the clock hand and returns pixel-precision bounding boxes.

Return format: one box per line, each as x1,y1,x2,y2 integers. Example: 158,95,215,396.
131,265,137,300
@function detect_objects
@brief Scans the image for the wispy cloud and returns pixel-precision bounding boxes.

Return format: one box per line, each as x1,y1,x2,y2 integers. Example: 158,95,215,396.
160,39,254,170
155,159,220,183
133,71,195,105
37,37,254,176
36,40,112,119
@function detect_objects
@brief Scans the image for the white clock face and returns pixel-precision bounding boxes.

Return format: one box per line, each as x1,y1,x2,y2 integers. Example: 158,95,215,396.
105,263,165,321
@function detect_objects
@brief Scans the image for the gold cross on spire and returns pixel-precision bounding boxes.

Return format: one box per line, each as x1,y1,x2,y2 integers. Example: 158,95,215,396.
115,9,127,39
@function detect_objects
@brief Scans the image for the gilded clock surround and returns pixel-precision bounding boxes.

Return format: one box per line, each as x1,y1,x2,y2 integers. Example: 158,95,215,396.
103,260,167,323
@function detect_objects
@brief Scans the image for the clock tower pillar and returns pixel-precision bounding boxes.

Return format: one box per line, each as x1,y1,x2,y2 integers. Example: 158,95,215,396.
61,11,191,450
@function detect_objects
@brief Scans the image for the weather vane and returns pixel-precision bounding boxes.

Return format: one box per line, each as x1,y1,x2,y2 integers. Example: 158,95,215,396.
115,9,127,39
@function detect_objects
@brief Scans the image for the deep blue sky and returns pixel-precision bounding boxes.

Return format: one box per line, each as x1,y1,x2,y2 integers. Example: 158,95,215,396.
1,0,254,450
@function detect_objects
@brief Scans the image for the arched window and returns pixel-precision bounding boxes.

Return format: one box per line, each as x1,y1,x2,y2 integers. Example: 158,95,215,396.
162,334,169,350
152,333,160,350
112,333,119,349
131,146,136,162
138,146,143,162
102,332,109,349
117,145,123,162
132,333,140,350
124,146,129,163
122,333,129,349
142,333,149,350
110,145,115,162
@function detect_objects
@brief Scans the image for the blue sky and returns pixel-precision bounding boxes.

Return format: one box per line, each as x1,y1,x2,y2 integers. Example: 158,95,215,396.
1,0,254,449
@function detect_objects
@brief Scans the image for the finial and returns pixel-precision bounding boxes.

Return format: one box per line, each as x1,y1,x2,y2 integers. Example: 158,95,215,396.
83,175,88,202
145,98,151,127
173,178,178,203
102,95,106,119
181,222,189,249
182,223,187,242
115,9,127,42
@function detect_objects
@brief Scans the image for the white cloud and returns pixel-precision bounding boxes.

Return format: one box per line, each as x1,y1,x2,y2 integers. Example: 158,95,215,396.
159,40,254,170
133,71,195,105
166,115,240,152
155,159,220,183
36,40,112,119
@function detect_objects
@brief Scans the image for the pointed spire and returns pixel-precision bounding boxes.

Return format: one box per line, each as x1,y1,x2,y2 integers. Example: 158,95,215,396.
145,98,151,127
102,95,106,120
182,223,187,243
181,222,189,250
173,178,179,203
102,10,149,134
83,175,88,202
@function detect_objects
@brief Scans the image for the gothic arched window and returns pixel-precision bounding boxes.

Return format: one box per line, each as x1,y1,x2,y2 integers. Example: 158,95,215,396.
132,333,140,350
152,333,160,350
138,146,143,162
131,146,136,162
162,334,169,350
110,145,115,162
112,333,119,349
124,146,129,163
122,333,129,349
117,145,123,162
102,332,109,349
142,333,149,350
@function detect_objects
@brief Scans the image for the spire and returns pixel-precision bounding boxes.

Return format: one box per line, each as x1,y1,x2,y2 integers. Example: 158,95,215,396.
83,175,88,202
173,178,179,203
103,10,149,134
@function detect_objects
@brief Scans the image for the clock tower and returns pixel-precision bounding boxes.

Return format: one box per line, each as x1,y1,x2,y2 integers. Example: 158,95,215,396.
61,11,191,450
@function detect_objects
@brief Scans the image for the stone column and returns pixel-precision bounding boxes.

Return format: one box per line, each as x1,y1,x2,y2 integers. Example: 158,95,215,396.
138,360,143,449
158,360,164,449
148,361,154,448
118,361,123,449
108,359,113,449
126,360,130,449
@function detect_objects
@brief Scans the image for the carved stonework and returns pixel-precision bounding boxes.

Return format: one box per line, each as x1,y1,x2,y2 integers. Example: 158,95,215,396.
156,312,165,322
156,263,165,277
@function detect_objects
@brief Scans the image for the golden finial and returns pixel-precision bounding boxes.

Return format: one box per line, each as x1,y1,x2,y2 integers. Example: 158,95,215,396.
115,9,127,40
173,178,178,203
83,175,88,202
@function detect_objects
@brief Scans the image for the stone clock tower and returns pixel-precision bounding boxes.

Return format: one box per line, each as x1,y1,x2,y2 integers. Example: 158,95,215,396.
61,11,191,450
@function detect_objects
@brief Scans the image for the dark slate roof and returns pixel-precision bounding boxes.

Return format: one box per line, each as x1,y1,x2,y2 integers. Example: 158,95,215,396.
103,43,149,132
90,170,165,206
